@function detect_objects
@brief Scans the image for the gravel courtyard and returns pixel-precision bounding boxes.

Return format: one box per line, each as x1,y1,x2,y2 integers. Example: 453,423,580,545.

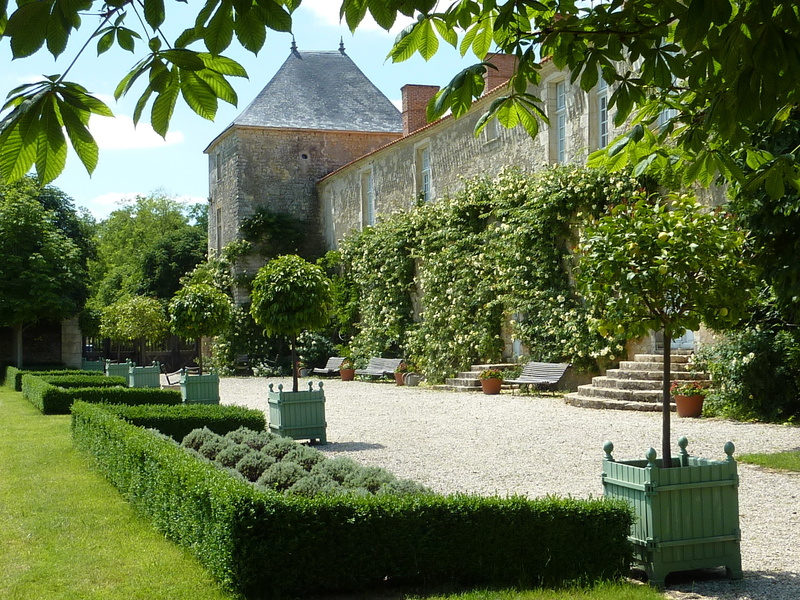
220,377,800,600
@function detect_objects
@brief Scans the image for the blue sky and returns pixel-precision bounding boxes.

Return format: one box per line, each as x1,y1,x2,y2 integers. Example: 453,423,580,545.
1,2,474,221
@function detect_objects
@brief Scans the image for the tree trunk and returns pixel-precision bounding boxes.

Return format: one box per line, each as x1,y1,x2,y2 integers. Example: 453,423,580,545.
290,334,299,393
196,337,203,373
662,331,673,468
13,323,23,368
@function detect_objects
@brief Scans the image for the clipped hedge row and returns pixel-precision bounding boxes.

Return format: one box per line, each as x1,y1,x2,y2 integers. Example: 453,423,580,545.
72,401,634,598
22,374,181,414
39,374,128,388
100,404,266,441
4,367,107,391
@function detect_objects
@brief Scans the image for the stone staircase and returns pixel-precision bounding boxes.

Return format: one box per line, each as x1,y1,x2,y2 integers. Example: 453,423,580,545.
564,351,708,412
444,363,516,391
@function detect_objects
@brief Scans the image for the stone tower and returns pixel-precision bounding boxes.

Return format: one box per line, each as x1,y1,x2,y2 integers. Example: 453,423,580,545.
205,42,402,302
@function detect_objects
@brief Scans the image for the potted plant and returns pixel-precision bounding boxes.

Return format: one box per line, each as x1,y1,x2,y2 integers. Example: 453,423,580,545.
578,193,752,586
478,368,503,395
394,361,409,386
403,360,423,386
251,255,332,443
670,380,708,418
339,357,355,381
169,282,232,404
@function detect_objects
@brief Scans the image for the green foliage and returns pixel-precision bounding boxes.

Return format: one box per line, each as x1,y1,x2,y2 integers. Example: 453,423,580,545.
73,402,634,597
295,331,337,368
240,206,303,260
578,194,754,341
0,188,88,364
169,282,232,367
138,227,207,299
4,367,105,391
21,373,181,414
250,255,332,339
37,374,127,388
693,328,800,423
337,167,637,381
738,450,800,472
99,403,267,441
100,295,169,344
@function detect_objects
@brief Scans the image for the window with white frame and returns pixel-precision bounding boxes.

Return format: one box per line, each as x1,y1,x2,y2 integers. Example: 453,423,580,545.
597,77,609,149
361,169,375,227
483,116,499,143
215,152,222,180
416,145,432,202
555,81,567,163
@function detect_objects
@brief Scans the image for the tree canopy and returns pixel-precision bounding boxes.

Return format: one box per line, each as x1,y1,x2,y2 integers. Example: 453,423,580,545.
1,1,798,198
0,184,89,366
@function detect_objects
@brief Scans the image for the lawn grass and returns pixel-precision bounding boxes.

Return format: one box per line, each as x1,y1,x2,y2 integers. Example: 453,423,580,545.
0,385,664,600
739,449,800,472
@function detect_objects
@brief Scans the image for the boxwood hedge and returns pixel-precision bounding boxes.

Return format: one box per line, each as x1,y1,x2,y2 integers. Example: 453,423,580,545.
22,374,181,414
71,401,634,598
4,366,108,391
99,404,267,441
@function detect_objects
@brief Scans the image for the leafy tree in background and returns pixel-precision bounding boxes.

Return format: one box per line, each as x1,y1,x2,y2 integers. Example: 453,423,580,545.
100,295,169,365
0,190,89,367
577,193,753,466
138,227,208,299
250,255,332,392
1,1,798,200
169,283,232,372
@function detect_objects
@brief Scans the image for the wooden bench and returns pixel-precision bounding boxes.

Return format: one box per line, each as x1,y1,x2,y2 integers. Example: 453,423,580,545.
505,361,571,394
234,354,250,375
311,357,345,377
355,357,404,379
162,364,201,386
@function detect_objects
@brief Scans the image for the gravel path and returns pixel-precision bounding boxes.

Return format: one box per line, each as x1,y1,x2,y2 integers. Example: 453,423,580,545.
220,377,800,600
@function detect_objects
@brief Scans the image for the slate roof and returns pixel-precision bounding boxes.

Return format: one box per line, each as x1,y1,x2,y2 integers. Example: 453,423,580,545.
232,49,402,133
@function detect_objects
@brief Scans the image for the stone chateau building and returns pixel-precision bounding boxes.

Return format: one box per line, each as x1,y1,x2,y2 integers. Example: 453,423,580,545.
206,43,699,356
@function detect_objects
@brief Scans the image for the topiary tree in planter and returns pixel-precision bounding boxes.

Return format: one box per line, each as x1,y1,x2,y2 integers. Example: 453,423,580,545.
577,193,753,465
169,282,232,373
577,192,753,586
250,255,332,393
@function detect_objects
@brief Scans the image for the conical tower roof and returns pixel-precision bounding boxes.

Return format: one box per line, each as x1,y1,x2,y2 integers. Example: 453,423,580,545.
232,46,402,133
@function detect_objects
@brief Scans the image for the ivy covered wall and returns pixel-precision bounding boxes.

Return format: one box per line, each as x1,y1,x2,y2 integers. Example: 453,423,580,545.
334,166,642,383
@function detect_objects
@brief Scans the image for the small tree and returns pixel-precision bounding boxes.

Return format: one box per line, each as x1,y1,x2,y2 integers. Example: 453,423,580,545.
169,283,232,372
250,255,332,392
577,193,753,467
100,295,169,365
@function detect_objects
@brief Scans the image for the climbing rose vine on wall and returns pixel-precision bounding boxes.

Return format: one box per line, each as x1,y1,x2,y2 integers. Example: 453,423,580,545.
336,166,641,382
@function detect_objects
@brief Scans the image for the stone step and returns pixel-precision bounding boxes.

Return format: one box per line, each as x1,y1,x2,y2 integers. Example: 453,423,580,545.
576,384,663,403
445,377,481,388
634,352,693,363
565,393,675,412
455,371,480,380
618,360,693,372
591,376,662,391
469,363,517,372
605,369,707,381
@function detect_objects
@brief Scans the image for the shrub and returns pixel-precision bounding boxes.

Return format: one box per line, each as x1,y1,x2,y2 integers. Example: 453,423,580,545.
198,437,230,461
38,374,127,388
238,429,278,450
182,427,218,452
215,444,252,469
287,473,345,497
310,456,361,484
235,451,276,482
5,367,104,391
101,404,266,441
694,328,800,422
21,373,181,414
282,444,325,471
72,402,633,598
256,461,307,492
261,436,298,460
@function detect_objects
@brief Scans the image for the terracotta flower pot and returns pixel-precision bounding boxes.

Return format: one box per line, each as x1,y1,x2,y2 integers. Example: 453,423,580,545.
394,372,406,386
340,368,355,381
480,378,502,395
674,394,704,418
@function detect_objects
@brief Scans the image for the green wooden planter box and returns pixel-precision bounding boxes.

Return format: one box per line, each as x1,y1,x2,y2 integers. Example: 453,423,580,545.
81,358,105,372
602,437,742,587
181,371,220,404
267,381,327,444
106,360,132,381
128,362,161,388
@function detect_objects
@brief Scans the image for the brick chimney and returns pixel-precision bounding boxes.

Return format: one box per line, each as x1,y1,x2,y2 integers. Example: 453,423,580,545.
483,53,518,92
401,84,440,135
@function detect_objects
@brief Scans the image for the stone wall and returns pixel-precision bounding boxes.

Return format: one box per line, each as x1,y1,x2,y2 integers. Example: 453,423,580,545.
207,126,399,302
319,61,627,249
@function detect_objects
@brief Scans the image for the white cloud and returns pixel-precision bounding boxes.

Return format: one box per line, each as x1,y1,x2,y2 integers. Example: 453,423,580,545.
89,113,184,150
300,0,413,34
